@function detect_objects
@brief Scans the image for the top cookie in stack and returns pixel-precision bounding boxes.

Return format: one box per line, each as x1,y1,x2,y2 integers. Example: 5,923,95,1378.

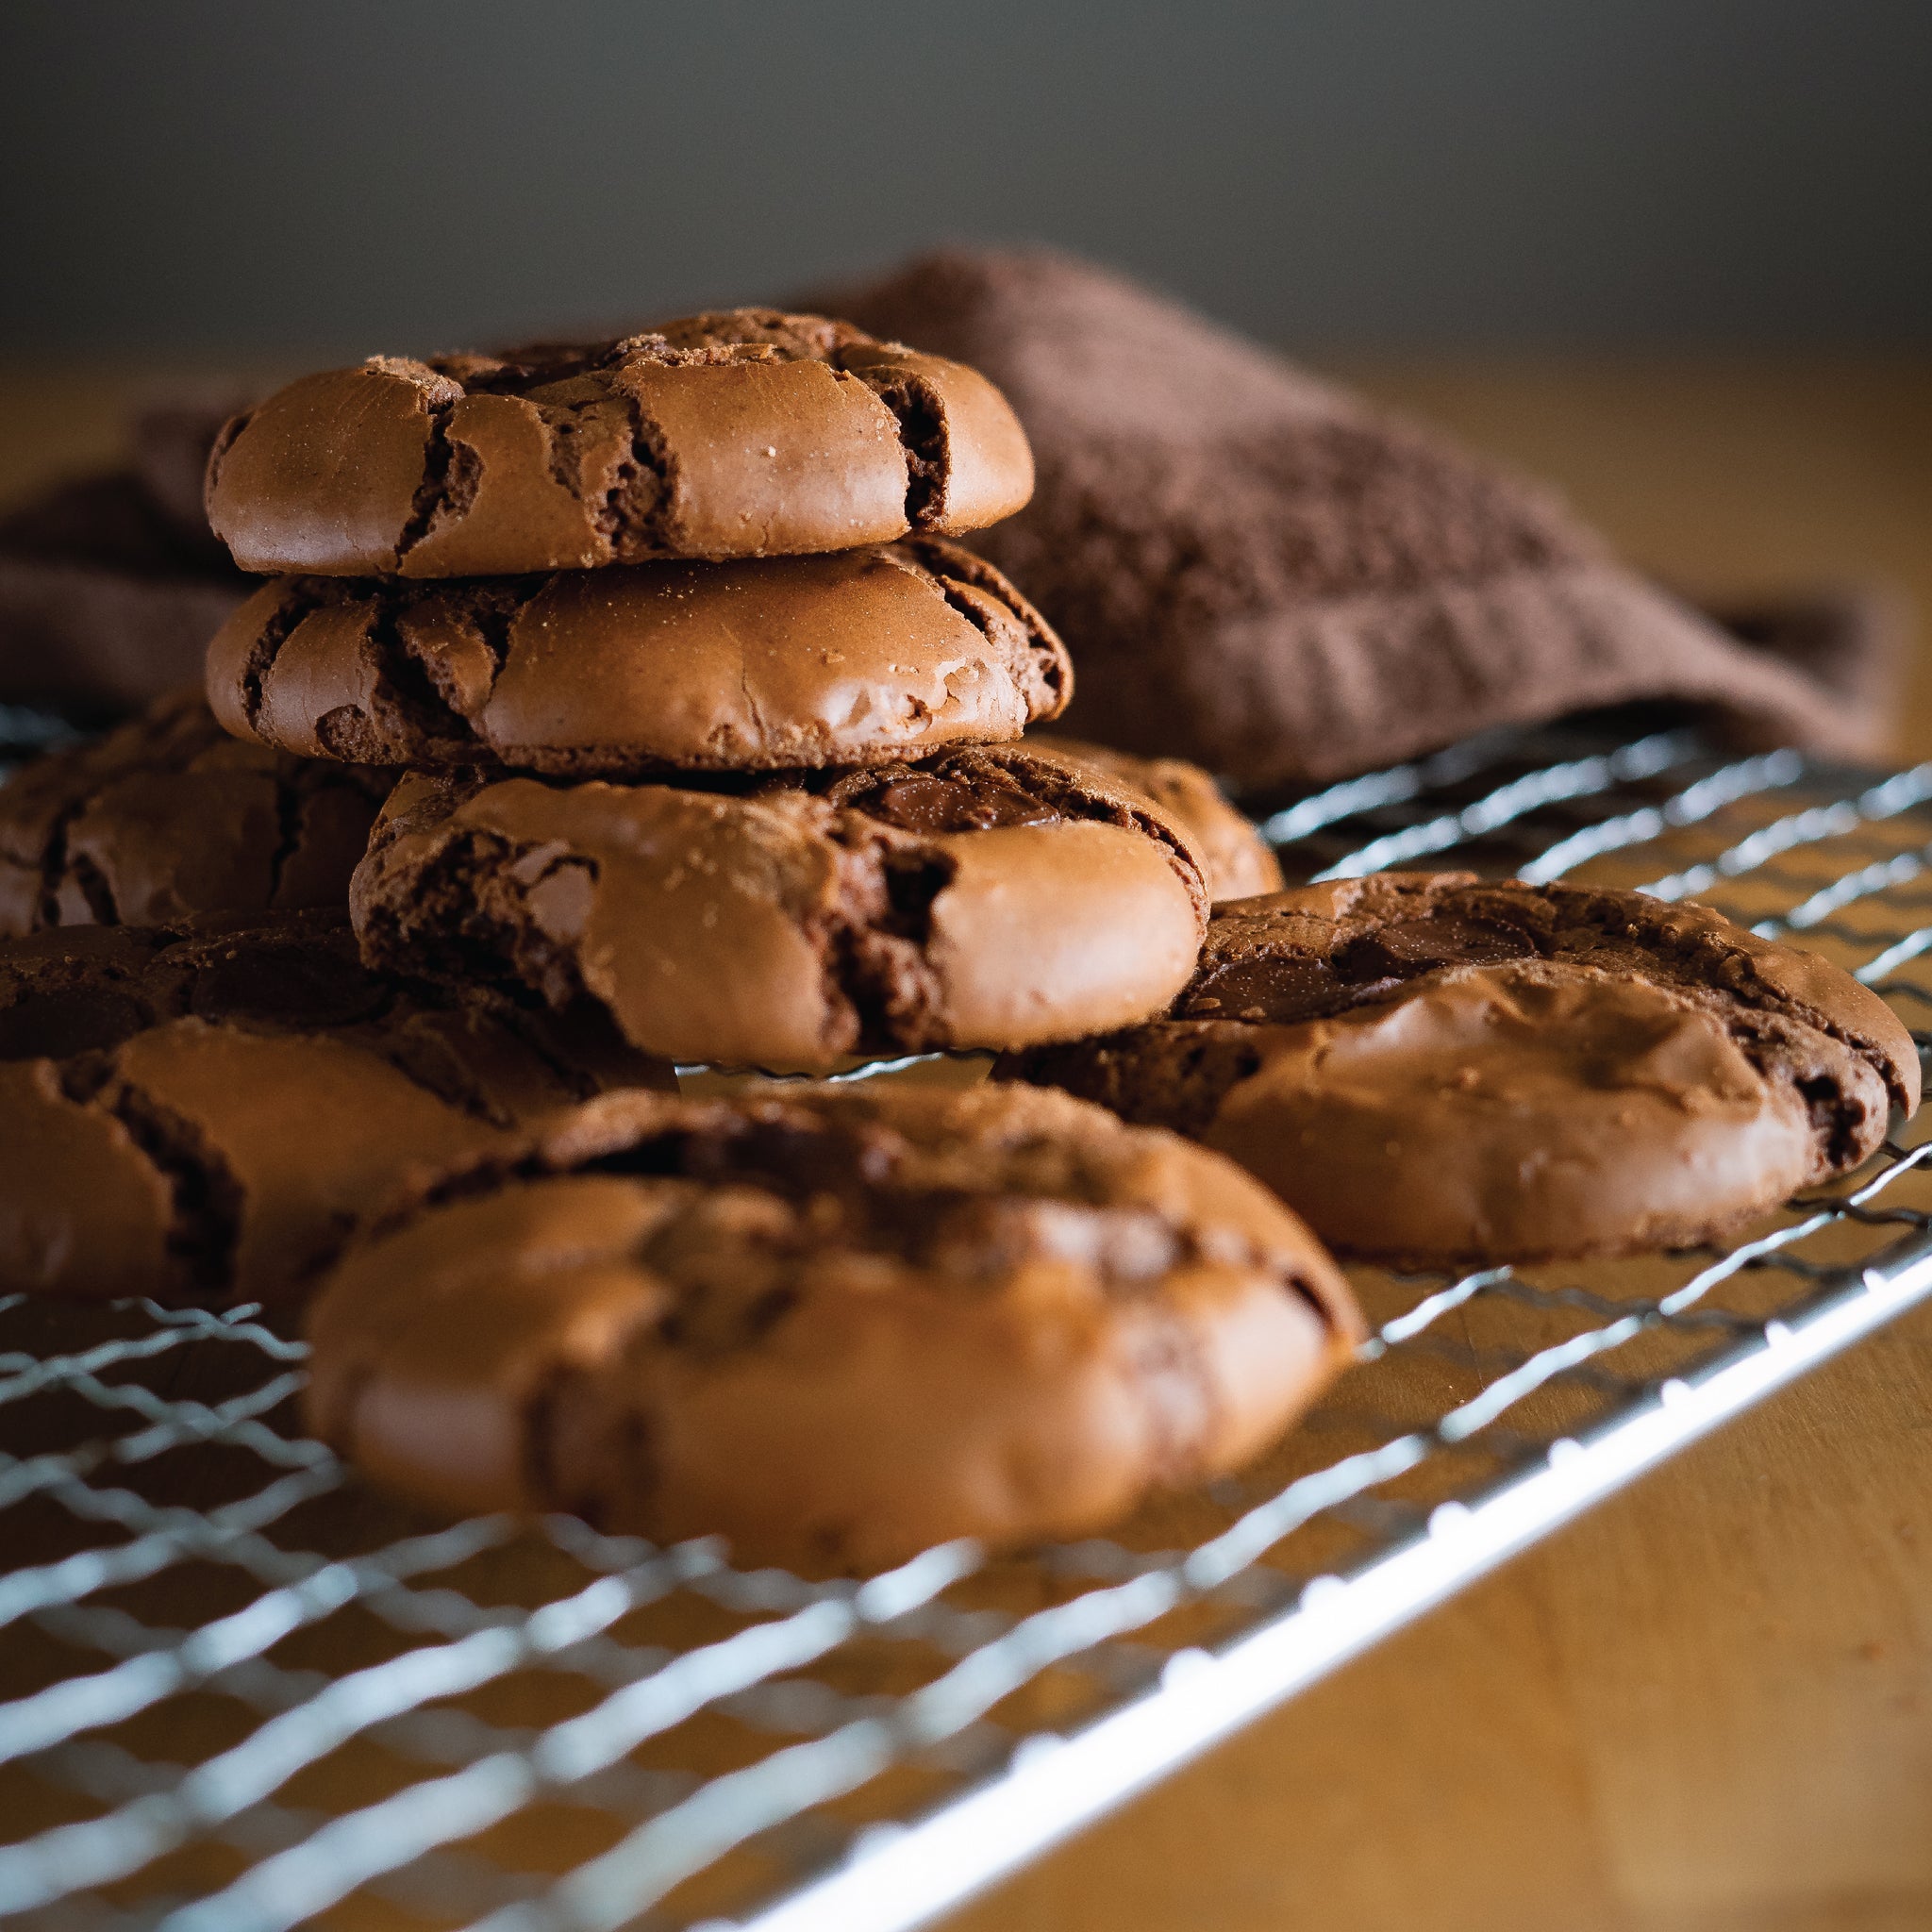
205,309,1032,576
202,309,1218,1068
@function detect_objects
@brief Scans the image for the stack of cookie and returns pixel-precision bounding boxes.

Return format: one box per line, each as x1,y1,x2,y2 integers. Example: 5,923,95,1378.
200,308,1235,1071
175,309,1356,1570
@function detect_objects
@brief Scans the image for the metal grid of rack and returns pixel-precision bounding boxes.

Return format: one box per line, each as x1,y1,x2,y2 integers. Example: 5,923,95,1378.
5,714,1932,1932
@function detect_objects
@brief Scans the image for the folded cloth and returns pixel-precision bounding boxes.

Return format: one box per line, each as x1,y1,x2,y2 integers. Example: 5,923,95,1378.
822,248,1903,789
0,397,251,718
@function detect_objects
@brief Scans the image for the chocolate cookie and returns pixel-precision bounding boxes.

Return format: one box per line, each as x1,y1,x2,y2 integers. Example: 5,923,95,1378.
0,689,389,937
1033,735,1282,903
350,745,1210,1070
304,1080,1362,1570
206,540,1069,776
206,309,1034,578
0,914,673,1305
1003,874,1920,1263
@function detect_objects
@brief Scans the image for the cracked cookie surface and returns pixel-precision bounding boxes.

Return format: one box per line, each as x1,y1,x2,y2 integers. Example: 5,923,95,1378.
0,689,389,937
304,1080,1361,1571
1002,873,1921,1263
206,540,1069,775
0,912,674,1305
350,745,1211,1070
1029,735,1282,903
205,309,1035,577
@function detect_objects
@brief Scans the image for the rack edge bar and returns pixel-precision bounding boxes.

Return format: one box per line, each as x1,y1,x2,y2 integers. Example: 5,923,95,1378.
725,1229,1932,1932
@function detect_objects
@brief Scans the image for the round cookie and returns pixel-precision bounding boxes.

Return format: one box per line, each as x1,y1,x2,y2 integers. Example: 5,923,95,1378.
1032,735,1283,902
0,689,388,938
205,309,1035,578
206,540,1070,775
0,913,673,1306
351,745,1211,1071
1003,874,1920,1264
304,1080,1363,1571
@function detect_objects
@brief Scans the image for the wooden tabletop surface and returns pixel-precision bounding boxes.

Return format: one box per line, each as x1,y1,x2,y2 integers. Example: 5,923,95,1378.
4,355,1931,1932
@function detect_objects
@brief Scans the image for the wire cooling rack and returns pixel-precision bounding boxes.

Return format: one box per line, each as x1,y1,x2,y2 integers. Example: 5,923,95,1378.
7,713,1932,1932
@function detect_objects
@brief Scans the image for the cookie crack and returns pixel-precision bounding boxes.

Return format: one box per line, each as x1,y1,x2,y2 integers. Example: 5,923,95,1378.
848,362,947,525
263,768,309,908
32,794,86,931
19,730,204,931
327,1008,505,1120
1714,1001,1881,1173
736,653,768,750
202,408,250,508
351,585,502,761
358,826,591,1016
1792,1070,1872,1171
964,749,1211,925
908,540,1070,717
599,393,674,560
358,994,609,1126
61,851,119,926
100,1078,244,1299
1533,887,1917,1114
238,578,333,734
820,823,956,1055
392,396,466,565
818,747,1208,946
1001,1024,1269,1142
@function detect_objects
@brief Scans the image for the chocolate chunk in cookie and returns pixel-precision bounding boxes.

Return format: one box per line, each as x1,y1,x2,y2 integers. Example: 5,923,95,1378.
1003,874,1920,1263
0,689,390,937
206,540,1068,775
350,746,1210,1071
206,310,1034,578
0,913,673,1306
304,1080,1362,1571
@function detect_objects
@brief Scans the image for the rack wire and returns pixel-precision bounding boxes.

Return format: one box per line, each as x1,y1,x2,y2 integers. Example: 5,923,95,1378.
6,712,1932,1932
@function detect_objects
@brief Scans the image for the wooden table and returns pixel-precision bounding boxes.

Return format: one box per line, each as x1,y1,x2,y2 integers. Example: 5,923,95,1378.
4,357,1931,1932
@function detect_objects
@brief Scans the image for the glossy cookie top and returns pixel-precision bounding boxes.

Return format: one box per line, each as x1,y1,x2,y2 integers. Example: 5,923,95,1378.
1004,873,1920,1263
206,540,1069,775
349,744,1213,1070
206,309,1034,577
304,1079,1362,1571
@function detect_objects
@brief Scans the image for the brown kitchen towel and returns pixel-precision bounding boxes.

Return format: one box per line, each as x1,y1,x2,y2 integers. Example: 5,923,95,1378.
0,397,250,717
823,248,1904,789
